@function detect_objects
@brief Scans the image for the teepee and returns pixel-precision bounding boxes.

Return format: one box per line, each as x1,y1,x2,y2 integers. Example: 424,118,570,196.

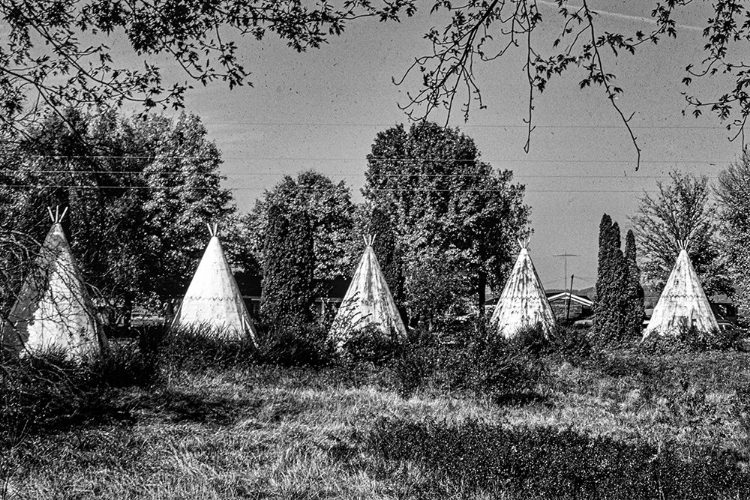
330,235,406,347
643,243,718,338
490,240,556,338
2,207,106,358
171,224,257,342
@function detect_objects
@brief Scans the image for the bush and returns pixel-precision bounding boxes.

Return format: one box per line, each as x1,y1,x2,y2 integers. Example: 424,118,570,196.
365,417,750,499
641,324,742,353
389,330,440,398
338,324,403,365
0,341,159,439
506,323,550,355
545,326,593,364
464,330,547,403
254,320,333,367
162,325,258,372
388,319,548,403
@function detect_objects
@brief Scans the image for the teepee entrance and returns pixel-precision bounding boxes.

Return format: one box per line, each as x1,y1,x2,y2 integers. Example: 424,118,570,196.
490,240,556,338
2,207,107,358
172,224,257,342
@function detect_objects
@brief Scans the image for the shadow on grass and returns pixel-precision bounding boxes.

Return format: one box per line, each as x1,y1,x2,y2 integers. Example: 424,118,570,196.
358,417,750,499
125,389,250,426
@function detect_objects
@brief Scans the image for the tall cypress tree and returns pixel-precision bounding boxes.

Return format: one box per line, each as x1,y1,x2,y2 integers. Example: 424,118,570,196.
260,204,315,327
594,214,626,340
623,230,645,337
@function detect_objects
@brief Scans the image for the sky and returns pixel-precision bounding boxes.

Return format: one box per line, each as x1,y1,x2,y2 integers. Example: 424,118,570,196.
152,0,743,292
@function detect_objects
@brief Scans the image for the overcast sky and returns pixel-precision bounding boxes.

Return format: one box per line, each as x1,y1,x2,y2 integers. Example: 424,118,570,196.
161,0,742,291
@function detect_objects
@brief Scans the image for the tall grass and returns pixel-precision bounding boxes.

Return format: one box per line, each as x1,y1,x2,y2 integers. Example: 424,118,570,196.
1,318,749,498
366,416,750,499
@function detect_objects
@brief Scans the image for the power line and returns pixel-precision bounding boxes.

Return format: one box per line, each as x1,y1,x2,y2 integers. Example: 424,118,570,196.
198,121,736,130
0,153,733,164
0,168,721,179
0,184,662,193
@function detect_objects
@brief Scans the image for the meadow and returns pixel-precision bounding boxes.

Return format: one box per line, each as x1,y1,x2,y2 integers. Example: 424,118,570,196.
1,325,750,499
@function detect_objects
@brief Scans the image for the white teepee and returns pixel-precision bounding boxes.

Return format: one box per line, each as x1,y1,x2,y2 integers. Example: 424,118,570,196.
171,224,257,342
643,246,718,338
2,207,107,358
330,235,406,347
490,240,556,338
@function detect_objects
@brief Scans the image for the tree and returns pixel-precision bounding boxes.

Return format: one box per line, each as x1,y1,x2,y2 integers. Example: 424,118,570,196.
630,170,729,296
594,218,645,341
137,113,235,298
0,0,414,135
403,246,473,330
260,203,315,327
0,108,239,321
364,205,404,310
364,122,529,322
594,214,625,340
246,171,354,282
623,230,645,338
397,1,750,167
716,149,750,313
3,1,748,164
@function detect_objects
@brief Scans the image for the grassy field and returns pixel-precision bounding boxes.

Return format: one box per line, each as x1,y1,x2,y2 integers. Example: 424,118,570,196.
2,331,750,499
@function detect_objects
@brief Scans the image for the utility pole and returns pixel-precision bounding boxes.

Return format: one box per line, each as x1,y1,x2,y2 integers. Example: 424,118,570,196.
554,253,580,292
555,253,579,324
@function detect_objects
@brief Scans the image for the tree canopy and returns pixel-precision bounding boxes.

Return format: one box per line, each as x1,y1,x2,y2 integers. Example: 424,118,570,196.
630,170,729,296
245,170,355,283
0,108,239,320
364,121,529,323
0,0,414,135
2,0,748,162
716,150,750,311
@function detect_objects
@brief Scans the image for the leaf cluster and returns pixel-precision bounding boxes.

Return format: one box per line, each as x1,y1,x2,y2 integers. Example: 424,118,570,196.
0,0,418,136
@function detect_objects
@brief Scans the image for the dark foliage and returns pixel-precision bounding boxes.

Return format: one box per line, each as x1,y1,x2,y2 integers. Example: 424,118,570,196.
254,321,333,368
338,324,403,365
0,342,159,439
368,206,406,315
641,325,743,354
159,327,258,373
546,326,594,365
366,417,750,499
260,204,315,328
594,216,645,344
624,230,646,337
389,330,441,397
389,320,547,402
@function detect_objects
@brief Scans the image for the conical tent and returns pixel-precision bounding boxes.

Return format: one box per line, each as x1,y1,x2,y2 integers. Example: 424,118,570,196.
643,246,718,338
172,224,257,342
1,207,107,358
330,235,406,347
490,240,556,338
